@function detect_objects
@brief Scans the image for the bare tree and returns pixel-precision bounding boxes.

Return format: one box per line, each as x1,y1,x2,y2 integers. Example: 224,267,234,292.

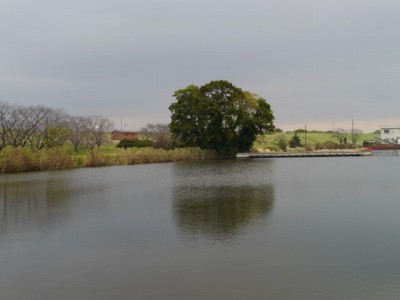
85,115,114,149
0,102,31,149
29,107,69,150
0,101,13,150
351,128,363,145
140,123,171,149
331,128,348,144
140,123,157,140
0,101,115,152
3,104,45,148
68,116,89,152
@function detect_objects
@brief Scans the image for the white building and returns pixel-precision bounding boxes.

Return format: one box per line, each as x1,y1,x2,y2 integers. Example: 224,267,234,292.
380,126,400,144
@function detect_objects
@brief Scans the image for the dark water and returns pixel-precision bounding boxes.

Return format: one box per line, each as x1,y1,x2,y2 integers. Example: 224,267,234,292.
0,158,400,299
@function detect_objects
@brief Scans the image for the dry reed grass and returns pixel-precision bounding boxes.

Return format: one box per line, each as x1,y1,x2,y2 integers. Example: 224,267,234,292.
0,146,215,173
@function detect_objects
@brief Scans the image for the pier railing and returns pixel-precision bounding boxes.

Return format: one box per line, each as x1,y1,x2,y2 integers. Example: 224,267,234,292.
364,144,400,156
237,151,368,158
366,144,400,151
370,150,400,156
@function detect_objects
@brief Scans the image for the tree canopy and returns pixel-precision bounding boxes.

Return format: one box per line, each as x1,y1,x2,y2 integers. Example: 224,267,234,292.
169,80,274,156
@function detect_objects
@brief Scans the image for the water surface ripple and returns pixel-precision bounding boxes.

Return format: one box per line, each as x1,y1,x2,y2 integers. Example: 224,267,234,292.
0,158,399,299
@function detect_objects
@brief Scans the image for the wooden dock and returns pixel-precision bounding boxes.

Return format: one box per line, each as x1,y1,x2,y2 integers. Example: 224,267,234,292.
237,151,371,158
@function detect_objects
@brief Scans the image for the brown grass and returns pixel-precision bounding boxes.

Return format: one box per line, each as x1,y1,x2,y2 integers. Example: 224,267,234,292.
0,146,216,173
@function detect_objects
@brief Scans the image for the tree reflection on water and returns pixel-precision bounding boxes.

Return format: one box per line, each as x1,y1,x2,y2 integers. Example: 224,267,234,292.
0,175,72,241
173,184,274,241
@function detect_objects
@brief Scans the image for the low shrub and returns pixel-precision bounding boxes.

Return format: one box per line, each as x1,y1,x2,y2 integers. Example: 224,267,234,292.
40,147,76,170
275,135,288,151
323,141,339,150
314,143,324,150
267,145,281,152
289,134,302,148
116,139,154,149
304,144,314,151
123,147,214,165
0,146,40,172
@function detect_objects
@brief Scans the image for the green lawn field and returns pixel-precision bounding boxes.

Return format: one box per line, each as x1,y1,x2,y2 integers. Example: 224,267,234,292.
253,131,379,152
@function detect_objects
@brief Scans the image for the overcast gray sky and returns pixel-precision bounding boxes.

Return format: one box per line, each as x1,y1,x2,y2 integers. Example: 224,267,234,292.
1,0,399,132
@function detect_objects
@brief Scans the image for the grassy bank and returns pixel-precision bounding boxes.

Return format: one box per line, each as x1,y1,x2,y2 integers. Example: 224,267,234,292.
0,131,379,173
0,146,216,173
253,131,377,152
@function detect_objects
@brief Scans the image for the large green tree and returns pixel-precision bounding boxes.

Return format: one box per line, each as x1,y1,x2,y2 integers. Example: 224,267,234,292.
169,80,274,156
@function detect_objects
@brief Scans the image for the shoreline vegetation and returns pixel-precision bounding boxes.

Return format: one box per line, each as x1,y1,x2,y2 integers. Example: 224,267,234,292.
0,146,216,173
0,130,379,174
0,92,379,174
253,130,376,153
0,91,384,174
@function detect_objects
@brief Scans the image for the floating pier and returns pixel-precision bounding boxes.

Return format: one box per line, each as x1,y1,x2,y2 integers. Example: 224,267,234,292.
237,152,371,158
371,150,400,156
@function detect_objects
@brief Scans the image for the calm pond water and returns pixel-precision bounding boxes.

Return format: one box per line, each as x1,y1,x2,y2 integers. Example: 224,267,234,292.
1,157,400,300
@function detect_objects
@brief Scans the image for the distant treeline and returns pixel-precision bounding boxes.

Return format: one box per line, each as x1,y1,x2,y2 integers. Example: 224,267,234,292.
0,101,113,152
0,102,217,173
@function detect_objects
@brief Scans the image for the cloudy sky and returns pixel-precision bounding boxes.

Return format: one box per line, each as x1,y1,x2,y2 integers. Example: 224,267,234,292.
1,0,399,132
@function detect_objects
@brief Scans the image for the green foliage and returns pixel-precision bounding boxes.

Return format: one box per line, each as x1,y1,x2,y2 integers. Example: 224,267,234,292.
169,80,274,157
275,135,288,151
267,145,281,152
363,140,378,146
44,127,71,148
288,134,302,148
294,129,306,133
254,131,376,151
116,139,153,149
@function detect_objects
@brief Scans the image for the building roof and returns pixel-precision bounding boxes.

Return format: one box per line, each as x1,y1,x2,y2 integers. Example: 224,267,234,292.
111,130,138,134
380,125,400,129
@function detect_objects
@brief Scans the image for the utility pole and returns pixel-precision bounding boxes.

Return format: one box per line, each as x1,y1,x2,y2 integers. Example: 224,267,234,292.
305,123,307,150
351,119,354,145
